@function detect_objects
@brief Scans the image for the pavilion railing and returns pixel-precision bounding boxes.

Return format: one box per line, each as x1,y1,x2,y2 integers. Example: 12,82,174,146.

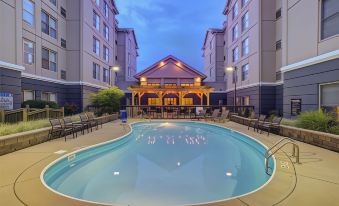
120,105,255,119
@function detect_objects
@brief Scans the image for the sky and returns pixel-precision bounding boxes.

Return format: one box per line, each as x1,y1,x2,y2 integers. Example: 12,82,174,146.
115,0,226,72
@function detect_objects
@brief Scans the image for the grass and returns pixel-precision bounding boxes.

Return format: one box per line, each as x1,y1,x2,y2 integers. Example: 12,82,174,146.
0,115,81,137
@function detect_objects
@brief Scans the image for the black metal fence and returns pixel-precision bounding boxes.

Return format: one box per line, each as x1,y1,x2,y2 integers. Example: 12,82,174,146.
120,105,255,119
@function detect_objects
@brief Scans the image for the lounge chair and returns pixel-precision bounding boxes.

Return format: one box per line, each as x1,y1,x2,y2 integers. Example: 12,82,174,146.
86,112,101,129
194,109,206,120
214,110,230,123
248,114,266,132
79,114,94,133
63,117,84,136
258,116,283,136
206,109,220,121
247,111,257,130
48,119,63,140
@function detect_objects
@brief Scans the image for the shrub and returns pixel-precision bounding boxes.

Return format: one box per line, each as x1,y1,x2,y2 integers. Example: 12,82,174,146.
64,102,79,115
90,86,125,116
22,100,59,109
295,111,338,134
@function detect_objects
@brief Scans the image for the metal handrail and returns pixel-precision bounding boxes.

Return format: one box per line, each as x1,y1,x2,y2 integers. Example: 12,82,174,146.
265,140,300,175
265,137,295,157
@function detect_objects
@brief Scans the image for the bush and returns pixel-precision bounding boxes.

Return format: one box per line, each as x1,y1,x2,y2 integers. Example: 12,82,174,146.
295,111,338,134
22,100,59,109
64,102,79,115
90,87,124,116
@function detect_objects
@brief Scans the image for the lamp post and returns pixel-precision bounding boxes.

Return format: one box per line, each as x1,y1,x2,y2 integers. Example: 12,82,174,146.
226,66,238,111
110,66,120,86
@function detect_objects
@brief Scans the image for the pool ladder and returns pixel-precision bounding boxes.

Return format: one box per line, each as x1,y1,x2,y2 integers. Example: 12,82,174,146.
264,137,300,175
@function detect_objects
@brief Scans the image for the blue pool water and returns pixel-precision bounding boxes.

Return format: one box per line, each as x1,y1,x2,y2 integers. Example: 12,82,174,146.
42,121,274,206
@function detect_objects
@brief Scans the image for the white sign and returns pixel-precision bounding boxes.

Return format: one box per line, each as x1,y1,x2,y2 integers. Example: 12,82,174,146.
0,92,13,110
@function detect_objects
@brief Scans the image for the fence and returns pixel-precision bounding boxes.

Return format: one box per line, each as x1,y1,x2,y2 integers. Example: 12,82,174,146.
0,105,64,123
120,105,255,119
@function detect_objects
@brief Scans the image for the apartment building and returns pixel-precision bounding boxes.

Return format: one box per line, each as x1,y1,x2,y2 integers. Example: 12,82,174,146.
205,0,339,117
222,0,277,114
278,0,339,118
116,28,139,92
0,0,138,111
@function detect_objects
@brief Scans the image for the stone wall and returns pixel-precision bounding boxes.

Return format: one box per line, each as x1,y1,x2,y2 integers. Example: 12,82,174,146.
0,114,119,156
231,115,339,152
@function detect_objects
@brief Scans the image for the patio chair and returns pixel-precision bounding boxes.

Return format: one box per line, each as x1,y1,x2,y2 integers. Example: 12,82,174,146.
258,116,283,136
63,117,84,136
214,110,230,123
86,112,101,129
247,111,257,130
48,119,63,140
248,115,267,132
195,109,207,120
206,109,220,121
79,114,94,133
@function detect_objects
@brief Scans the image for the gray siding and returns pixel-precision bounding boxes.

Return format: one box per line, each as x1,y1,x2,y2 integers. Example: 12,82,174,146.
0,67,22,109
283,58,339,118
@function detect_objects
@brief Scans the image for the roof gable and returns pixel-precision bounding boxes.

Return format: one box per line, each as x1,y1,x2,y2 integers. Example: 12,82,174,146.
135,55,206,79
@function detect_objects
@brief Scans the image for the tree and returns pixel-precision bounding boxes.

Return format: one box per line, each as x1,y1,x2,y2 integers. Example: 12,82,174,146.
90,87,125,115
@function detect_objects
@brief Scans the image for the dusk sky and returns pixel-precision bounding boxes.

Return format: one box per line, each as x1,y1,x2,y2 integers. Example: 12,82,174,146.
115,0,226,72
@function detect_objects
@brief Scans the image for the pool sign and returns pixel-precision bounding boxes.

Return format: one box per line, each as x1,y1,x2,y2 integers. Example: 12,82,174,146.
0,92,14,110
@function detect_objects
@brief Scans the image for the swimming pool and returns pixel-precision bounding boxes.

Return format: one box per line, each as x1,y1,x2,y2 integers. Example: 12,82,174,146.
42,121,275,206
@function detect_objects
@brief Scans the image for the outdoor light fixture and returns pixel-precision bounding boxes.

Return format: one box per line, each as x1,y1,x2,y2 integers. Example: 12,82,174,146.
176,62,182,67
140,77,147,82
160,61,165,67
111,66,120,72
226,66,238,109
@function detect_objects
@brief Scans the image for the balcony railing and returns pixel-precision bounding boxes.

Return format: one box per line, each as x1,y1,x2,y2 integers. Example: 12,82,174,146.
121,105,254,119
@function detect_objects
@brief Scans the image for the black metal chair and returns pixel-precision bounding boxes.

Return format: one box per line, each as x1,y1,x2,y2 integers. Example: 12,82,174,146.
63,117,84,136
259,117,283,136
79,114,94,133
86,112,101,129
248,114,266,132
48,119,63,140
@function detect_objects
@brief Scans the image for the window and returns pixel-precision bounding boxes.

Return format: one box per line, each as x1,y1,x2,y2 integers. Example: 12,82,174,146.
93,37,100,55
103,45,109,61
41,10,57,39
61,70,66,80
50,0,56,6
209,53,212,63
321,0,339,39
95,0,100,6
104,1,109,18
181,83,194,87
232,47,239,62
242,12,249,31
61,38,66,48
128,67,131,77
42,92,57,102
276,40,282,50
92,63,100,80
148,98,161,105
232,71,237,83
320,83,339,114
165,83,177,88
232,2,239,19
61,7,66,18
241,96,250,106
241,0,249,7
103,68,109,83
209,41,212,49
242,38,249,56
23,40,34,65
42,47,57,72
164,98,177,105
232,24,239,41
23,90,34,101
93,11,100,31
241,64,249,81
103,24,109,40
128,53,131,65
276,8,282,19
183,98,193,105
23,0,34,26
128,39,132,50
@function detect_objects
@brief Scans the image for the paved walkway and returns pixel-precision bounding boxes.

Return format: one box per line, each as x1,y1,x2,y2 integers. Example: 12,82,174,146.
0,120,338,206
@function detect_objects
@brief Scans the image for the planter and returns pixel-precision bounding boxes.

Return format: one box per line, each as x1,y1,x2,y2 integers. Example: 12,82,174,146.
0,114,119,156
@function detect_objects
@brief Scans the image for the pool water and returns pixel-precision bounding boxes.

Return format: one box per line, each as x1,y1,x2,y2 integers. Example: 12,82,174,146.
42,121,274,206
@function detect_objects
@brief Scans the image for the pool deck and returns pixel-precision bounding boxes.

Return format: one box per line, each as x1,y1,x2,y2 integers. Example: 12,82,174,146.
0,119,339,206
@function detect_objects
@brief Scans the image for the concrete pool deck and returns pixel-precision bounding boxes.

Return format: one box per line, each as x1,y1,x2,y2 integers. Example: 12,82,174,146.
0,120,339,206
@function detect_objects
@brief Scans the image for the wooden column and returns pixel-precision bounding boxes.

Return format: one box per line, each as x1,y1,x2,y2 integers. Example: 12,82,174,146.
132,92,136,106
206,92,210,106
